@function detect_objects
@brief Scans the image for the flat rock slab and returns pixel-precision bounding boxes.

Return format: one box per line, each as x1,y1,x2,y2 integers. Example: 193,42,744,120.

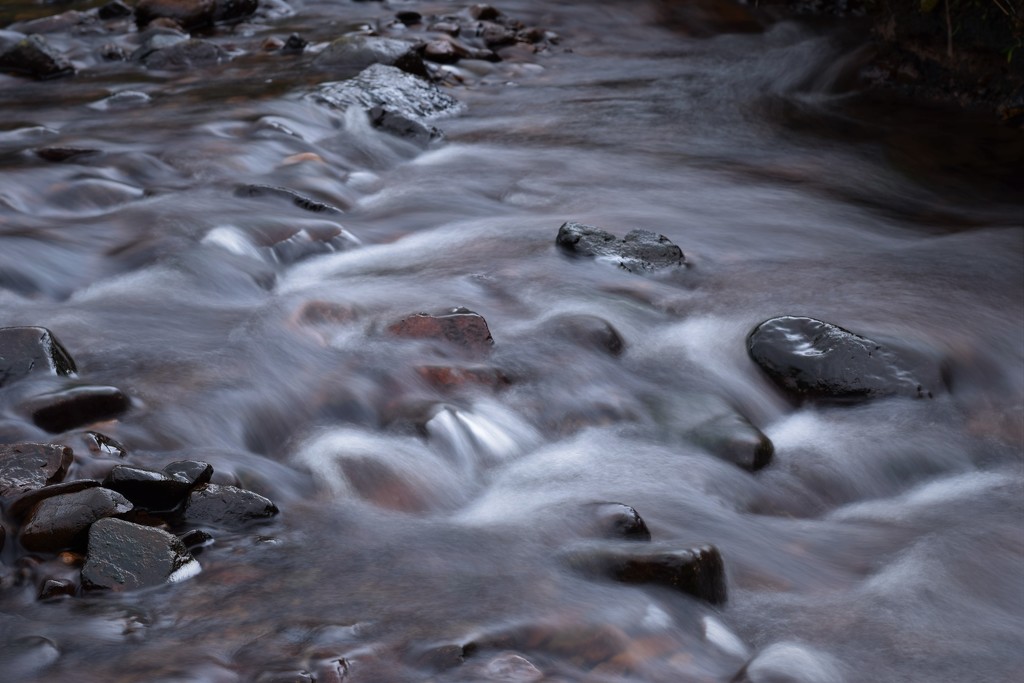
20,487,133,552
388,308,494,355
0,326,77,388
564,542,727,605
183,484,278,528
747,316,935,402
27,385,130,433
312,64,464,124
0,443,74,497
555,222,685,273
82,518,200,591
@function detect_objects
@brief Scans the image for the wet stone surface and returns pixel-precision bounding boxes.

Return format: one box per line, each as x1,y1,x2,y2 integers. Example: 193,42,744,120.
0,443,74,497
82,517,200,591
163,460,214,487
388,307,495,355
690,412,774,472
26,385,131,433
555,222,686,273
747,316,936,402
542,313,625,356
0,33,74,80
183,483,279,528
103,465,192,511
6,479,102,522
0,327,77,388
20,487,133,552
588,502,652,541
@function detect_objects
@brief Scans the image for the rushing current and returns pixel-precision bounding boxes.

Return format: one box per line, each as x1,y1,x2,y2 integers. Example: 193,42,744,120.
1,0,1022,681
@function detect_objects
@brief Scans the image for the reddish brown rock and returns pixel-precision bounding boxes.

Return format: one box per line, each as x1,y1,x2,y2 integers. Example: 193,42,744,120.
387,307,494,354
416,365,509,391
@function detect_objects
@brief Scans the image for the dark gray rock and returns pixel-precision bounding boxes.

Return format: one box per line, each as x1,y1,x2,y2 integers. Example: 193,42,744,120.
747,316,935,402
134,0,216,30
26,385,130,433
164,460,214,487
0,34,74,80
543,313,625,356
20,487,133,552
0,443,74,497
82,517,200,591
564,542,726,605
212,0,259,24
0,327,77,388
555,222,685,273
314,35,424,77
369,105,442,144
38,578,76,600
691,412,773,472
138,38,227,70
588,502,651,541
35,147,101,163
183,483,278,528
234,184,344,215
98,1,133,20
312,64,464,126
103,465,191,511
7,479,102,521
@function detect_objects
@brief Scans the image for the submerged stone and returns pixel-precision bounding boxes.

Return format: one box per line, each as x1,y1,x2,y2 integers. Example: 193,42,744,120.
0,443,74,497
103,465,191,511
234,184,345,215
0,34,74,80
20,487,133,552
543,313,625,356
691,412,773,472
82,518,200,591
388,308,495,354
314,35,424,77
588,502,652,541
0,327,77,388
747,316,935,402
555,222,685,273
564,542,726,605
27,385,130,433
312,64,464,125
138,38,227,70
183,484,278,528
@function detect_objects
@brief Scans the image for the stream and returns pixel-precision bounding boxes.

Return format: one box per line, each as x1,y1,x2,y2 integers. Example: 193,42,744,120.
0,1,1022,681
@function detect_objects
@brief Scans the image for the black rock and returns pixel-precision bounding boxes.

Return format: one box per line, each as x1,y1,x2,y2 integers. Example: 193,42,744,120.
20,487,133,552
178,528,213,549
691,412,773,472
7,480,102,521
469,4,502,21
163,460,214,487
369,105,442,144
588,502,651,541
134,0,216,30
81,431,128,459
27,385,130,433
138,38,227,70
314,35,425,78
555,222,685,273
282,33,308,54
82,517,200,591
0,327,77,388
747,316,935,402
183,484,278,528
234,184,344,215
98,1,133,20
103,465,192,511
312,64,463,126
564,542,726,605
35,147,101,163
0,34,74,80
212,0,259,24
38,578,76,600
0,443,74,497
543,313,625,356
396,11,422,25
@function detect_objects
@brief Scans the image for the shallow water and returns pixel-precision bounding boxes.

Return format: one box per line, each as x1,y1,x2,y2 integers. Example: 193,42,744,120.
1,1,1022,681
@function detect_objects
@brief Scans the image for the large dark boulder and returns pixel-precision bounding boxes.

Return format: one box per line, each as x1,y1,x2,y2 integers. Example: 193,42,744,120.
82,518,200,591
182,483,278,528
555,222,685,273
0,443,73,497
0,327,77,388
747,316,936,402
0,34,74,80
26,385,131,433
20,487,133,552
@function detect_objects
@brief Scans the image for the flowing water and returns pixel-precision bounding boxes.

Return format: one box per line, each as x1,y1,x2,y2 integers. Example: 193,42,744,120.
1,0,1022,681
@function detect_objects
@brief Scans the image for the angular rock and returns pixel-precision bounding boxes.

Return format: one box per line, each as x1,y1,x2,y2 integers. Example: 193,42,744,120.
135,0,216,30
555,222,685,273
369,105,442,144
314,35,424,77
27,385,130,433
234,184,344,215
0,327,77,388
312,64,464,126
564,542,726,605
98,1,134,20
7,480,102,522
0,34,74,80
691,413,773,472
20,487,133,552
138,38,227,70
588,502,651,541
38,578,76,600
82,518,200,591
747,316,935,402
163,460,214,487
543,313,625,356
388,307,494,354
103,465,191,511
183,484,278,528
81,431,128,459
0,443,73,497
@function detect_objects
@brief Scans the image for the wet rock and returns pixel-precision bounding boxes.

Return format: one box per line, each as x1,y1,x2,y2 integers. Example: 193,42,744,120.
235,184,344,215
98,1,133,20
416,365,509,391
163,460,214,487
396,11,422,26
691,412,773,471
555,222,685,273
588,502,652,541
38,578,76,600
26,385,130,433
7,480,102,522
7,10,96,34
135,0,216,31
35,147,101,163
746,316,935,402
281,33,308,54
312,64,464,126
469,4,502,21
0,34,74,80
103,465,191,511
564,542,726,605
80,431,128,459
82,517,200,591
0,443,74,497
388,307,494,354
369,105,443,144
213,0,259,24
731,642,845,683
138,38,227,70
543,313,625,356
182,484,278,528
0,326,77,388
178,528,213,549
476,21,518,49
20,487,133,552
315,35,425,78
0,636,60,679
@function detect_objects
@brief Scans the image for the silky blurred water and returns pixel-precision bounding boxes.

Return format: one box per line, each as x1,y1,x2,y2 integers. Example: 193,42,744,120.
0,1,1022,681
